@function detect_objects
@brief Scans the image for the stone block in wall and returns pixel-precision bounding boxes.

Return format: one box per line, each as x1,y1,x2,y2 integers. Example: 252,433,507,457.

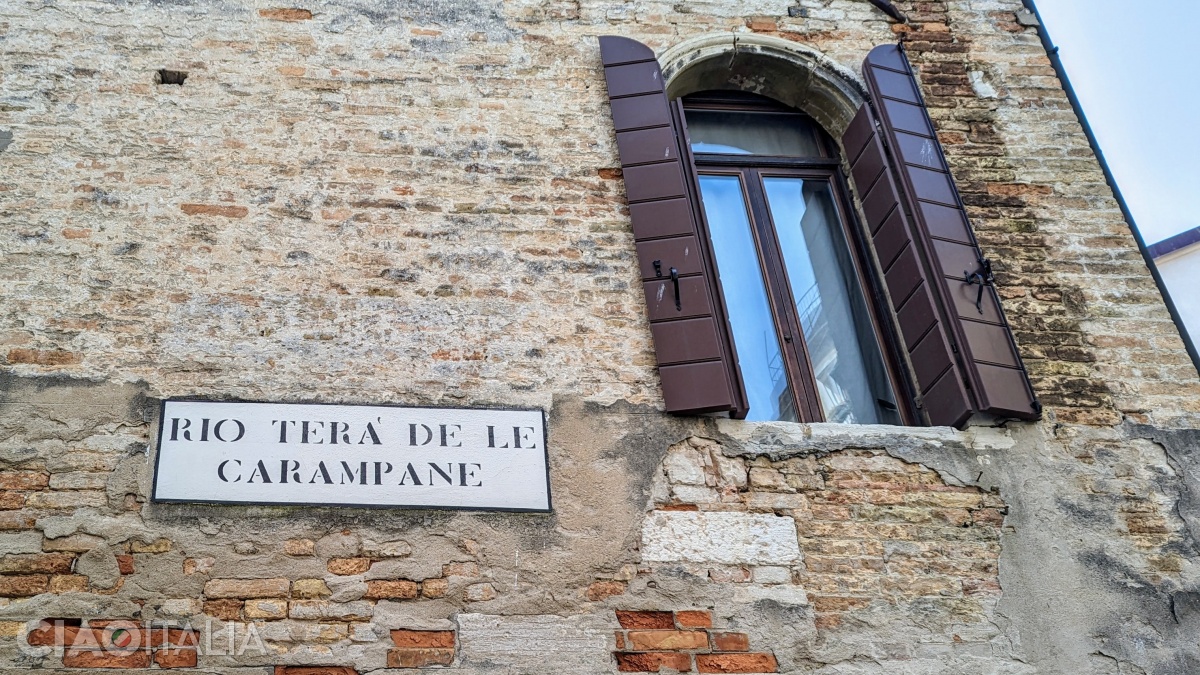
204,578,291,598
245,599,289,620
458,614,611,673
695,652,779,673
388,629,456,667
364,579,418,600
292,578,332,599
288,600,373,621
641,512,802,565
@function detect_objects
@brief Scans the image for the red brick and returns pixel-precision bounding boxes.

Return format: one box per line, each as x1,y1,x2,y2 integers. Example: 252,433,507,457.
6,348,81,366
586,580,627,601
696,653,778,673
148,627,200,647
49,571,87,588
675,610,712,629
711,633,749,652
62,648,152,668
441,561,479,577
155,648,197,668
814,614,840,630
387,648,455,668
258,8,313,21
203,599,243,621
421,577,448,598
364,579,418,599
116,554,135,575
745,16,777,32
616,610,674,629
810,596,871,612
390,629,455,649
179,203,248,218
0,574,48,597
95,623,147,650
27,619,83,646
0,511,36,529
627,630,708,651
0,471,49,490
0,553,74,574
327,557,372,575
615,631,626,650
616,652,693,672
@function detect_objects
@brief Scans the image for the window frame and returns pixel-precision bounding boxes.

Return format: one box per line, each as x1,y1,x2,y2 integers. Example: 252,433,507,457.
682,94,918,425
598,35,1040,427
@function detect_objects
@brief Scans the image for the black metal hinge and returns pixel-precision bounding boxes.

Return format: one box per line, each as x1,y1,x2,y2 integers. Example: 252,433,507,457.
964,256,995,315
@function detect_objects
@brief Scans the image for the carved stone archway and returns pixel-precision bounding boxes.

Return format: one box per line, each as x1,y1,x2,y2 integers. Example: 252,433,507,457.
659,34,868,139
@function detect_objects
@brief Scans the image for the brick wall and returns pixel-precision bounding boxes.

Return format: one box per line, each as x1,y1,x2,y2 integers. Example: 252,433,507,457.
644,436,1005,656
2,0,1199,672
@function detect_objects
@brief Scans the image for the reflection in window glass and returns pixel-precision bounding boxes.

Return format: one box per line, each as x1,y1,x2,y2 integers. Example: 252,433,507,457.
762,178,900,425
697,175,798,422
687,110,823,157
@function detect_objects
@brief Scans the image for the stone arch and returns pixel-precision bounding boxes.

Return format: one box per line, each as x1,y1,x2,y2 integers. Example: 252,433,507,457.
658,34,868,139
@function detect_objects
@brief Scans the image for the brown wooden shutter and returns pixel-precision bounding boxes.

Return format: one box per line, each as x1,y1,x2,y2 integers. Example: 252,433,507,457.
599,36,749,417
847,43,1041,426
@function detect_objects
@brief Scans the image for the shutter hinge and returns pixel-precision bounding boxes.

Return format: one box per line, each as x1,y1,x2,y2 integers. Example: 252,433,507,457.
963,256,995,314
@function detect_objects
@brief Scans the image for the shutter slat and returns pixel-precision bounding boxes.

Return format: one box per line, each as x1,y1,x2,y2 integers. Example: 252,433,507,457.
600,35,748,417
862,43,1040,423
945,281,1004,324
658,362,743,414
603,61,667,98
609,94,673,131
643,277,714,321
650,318,725,365
598,35,656,66
862,175,902,232
919,202,972,242
895,134,944,170
931,239,982,279
923,370,975,428
961,321,1020,368
635,237,704,280
616,127,679,165
849,140,887,197
874,209,910,271
621,162,687,202
884,245,926,306
896,285,940,352
910,329,956,390
627,199,695,240
880,99,932,136
907,166,956,204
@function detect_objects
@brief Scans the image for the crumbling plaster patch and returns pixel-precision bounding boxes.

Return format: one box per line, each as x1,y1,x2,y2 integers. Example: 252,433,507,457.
712,418,1200,674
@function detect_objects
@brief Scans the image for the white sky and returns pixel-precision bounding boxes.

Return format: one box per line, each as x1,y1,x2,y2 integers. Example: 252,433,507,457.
1032,0,1200,245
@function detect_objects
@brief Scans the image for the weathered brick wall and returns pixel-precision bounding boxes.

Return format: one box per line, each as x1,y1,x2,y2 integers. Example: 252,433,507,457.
3,0,1200,673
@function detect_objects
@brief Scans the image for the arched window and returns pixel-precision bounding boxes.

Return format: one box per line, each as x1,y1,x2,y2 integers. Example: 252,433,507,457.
598,35,1040,428
683,92,903,424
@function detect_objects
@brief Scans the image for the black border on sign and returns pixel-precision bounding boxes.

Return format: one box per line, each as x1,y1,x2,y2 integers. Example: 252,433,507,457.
150,397,553,514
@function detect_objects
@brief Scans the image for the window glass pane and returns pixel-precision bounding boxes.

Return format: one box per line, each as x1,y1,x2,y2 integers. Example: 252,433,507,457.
762,178,901,425
697,175,798,422
687,111,822,157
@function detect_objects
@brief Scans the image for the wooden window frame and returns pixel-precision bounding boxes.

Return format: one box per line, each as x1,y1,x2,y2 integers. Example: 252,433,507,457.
682,95,917,424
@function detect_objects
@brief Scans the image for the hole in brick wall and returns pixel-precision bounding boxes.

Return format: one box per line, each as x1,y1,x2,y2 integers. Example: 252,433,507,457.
155,69,188,86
